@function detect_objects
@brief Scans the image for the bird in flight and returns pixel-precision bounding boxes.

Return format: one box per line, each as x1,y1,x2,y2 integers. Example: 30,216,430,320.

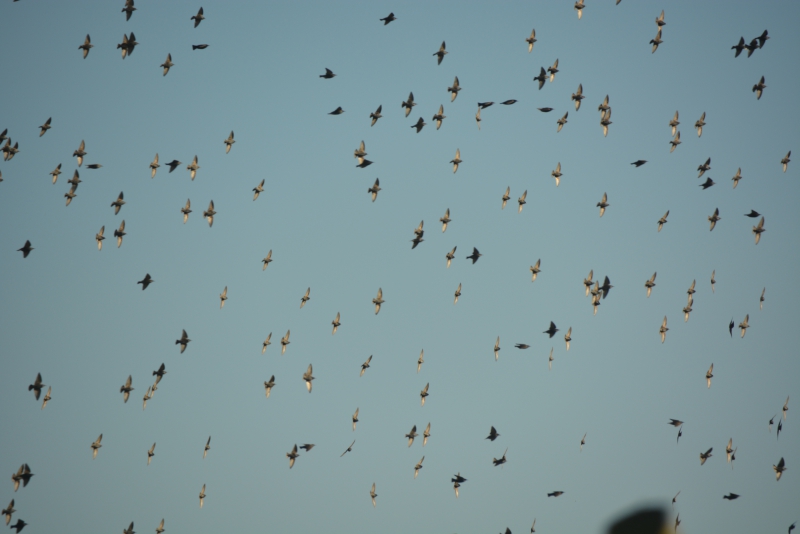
340,440,355,457
544,321,559,338
319,68,336,79
380,12,396,25
700,447,713,465
303,364,314,393
433,41,447,65
466,247,482,264
493,448,508,466
191,7,205,27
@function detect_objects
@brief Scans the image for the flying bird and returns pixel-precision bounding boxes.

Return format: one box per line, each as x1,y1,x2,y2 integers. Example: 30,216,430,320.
50,163,62,184
739,315,749,337
552,162,562,186
219,286,228,309
380,12,396,25
781,151,791,172
526,29,537,52
698,157,711,177
262,250,273,270
352,408,359,431
475,107,481,130
181,199,192,223
203,436,211,459
38,117,51,137
466,247,482,264
446,246,457,268
784,396,789,420
533,67,547,89
28,373,44,400
191,7,204,27
547,491,563,497
203,200,216,227
370,483,377,507
700,447,713,465
414,456,425,478
264,375,274,398
411,117,426,132
708,208,721,231
319,68,336,79
147,443,156,465
137,274,153,290
332,312,341,335
731,168,742,188
91,434,103,459
752,217,765,244
517,190,527,213
695,112,706,137
571,83,585,110
79,34,93,58
433,41,447,65
557,111,568,132
650,28,663,53
402,92,416,117
600,109,612,136
303,364,314,393
224,131,235,153
187,156,200,180
368,178,381,202
448,77,461,102
73,140,86,166
706,364,714,388
699,177,716,190
9,520,26,534
450,148,461,173
192,44,209,50
544,321,559,338
199,484,206,508
280,330,290,354
773,457,786,480
732,37,746,57
711,270,716,293
160,53,174,76
493,448,508,466
167,159,182,173
753,76,767,99
548,58,559,82
111,192,126,215
299,287,310,308
660,316,669,343
515,343,530,349
454,283,461,304
359,355,371,376
574,0,585,18
373,288,384,314
530,259,541,281
2,500,15,526
423,423,431,446
494,337,501,361
253,179,265,200
149,154,160,178
501,187,510,209
340,440,355,457
658,211,669,232
669,111,680,135
580,433,586,451
723,493,740,500
176,329,190,353
564,327,572,351
597,192,609,217
406,425,418,447
41,386,51,410
370,105,382,126
669,131,681,152
420,383,429,406
329,107,345,115
120,375,134,403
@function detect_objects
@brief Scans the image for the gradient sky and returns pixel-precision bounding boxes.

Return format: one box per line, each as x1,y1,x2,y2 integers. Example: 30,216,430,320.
1,1,798,533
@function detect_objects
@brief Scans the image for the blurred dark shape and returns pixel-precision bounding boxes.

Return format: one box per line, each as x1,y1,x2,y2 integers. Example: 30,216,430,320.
607,507,665,534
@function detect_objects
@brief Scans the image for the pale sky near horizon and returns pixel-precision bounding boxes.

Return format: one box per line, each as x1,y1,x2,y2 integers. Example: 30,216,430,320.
1,1,798,533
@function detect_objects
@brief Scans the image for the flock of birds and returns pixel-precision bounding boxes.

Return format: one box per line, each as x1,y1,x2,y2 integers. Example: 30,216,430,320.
2,1,797,533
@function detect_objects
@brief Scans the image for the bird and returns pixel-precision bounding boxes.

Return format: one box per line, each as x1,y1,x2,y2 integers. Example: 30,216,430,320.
732,37,746,57
329,107,344,115
548,58,559,82
729,318,735,337
41,387,51,410
557,111,568,132
420,383,429,406
660,316,669,343
700,447,713,465
79,34,93,58
781,151,791,172
91,434,103,459
723,493,740,501
726,438,734,463
526,29,537,52
111,192,125,215
658,211,669,232
379,12,396,25
645,272,657,297
176,329,190,353
352,408,359,431
280,330,290,354
517,190,527,213
669,111,680,136
199,484,206,508
359,355,371,377
564,327,572,351
340,440,355,457
448,76,461,102
299,444,314,452
203,436,211,459
38,117,51,137
753,76,767,99
50,163,62,184
411,117,426,132
368,178,381,202
708,208,721,231
597,192,609,217
580,433,586,451
9,520,26,534
531,519,536,533
370,483,377,507
533,67,548,90
370,105,382,126
773,457,786,480
137,274,153,290
711,270,716,293
583,270,594,296
149,154,160,178
147,443,156,465
650,28,663,53
319,68,336,79
454,283,461,304
695,112,706,137
784,396,789,420
354,140,367,163
187,156,200,180
574,0,585,18
668,419,684,428
530,259,541,281
706,364,714,388
789,522,796,534
450,148,461,173
549,347,554,370
303,364,314,393
445,246,457,268
493,448,508,466
544,321,559,338
547,491,564,497
675,514,681,533
73,140,86,166
600,109,612,136
414,456,425,478
120,375,134,403
373,288,384,314
769,414,777,432
118,32,138,58
406,425,418,447
224,131,235,153
683,299,693,323
156,519,165,534
402,92,416,117
669,131,681,152
600,276,613,299
515,343,530,349
475,107,481,130
432,104,447,130
203,200,216,227
181,199,192,223
466,247,482,264
264,375,275,398
731,168,742,188
286,445,299,469
753,217,766,244
501,99,517,105
778,420,783,440
698,157,711,177
153,363,167,384
2,500,15,526
167,159,182,172
757,29,770,48
571,83,585,111
261,333,272,355
219,286,228,309
739,315,749,337
423,423,431,446
299,287,310,309
453,481,462,498
501,187,510,209
598,94,610,115
28,373,44,400
745,38,759,57
191,7,204,27
494,337,500,361
433,41,447,65
331,312,341,335
699,177,716,190
160,53,174,76
552,162,562,186
253,179,265,200
192,44,209,50
478,102,494,109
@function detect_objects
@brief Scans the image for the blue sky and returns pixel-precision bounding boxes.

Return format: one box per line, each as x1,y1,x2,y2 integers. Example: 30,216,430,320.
1,1,798,532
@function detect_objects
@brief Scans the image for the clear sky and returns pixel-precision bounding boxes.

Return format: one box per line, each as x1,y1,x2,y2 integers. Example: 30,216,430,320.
1,1,798,533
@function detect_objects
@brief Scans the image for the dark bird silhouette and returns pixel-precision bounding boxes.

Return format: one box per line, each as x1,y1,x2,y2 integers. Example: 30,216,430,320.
757,30,770,48
732,37,746,57
486,426,500,441
777,420,782,440
723,493,740,500
39,117,51,137
300,444,315,451
411,117,426,133
492,448,508,466
191,7,205,27
514,344,530,349
533,67,547,89
137,274,153,290
122,0,135,21
699,177,715,189
329,107,344,115
9,519,26,533
166,160,182,172
547,491,564,497
537,107,553,112
544,321,559,338
433,41,447,65
631,160,647,167
466,247,482,264
379,12,396,25
192,44,209,50
668,419,683,427
17,241,33,258
340,440,355,457
744,210,761,218
478,102,494,109
501,100,517,105
28,373,44,400
79,34,93,58
320,68,336,79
